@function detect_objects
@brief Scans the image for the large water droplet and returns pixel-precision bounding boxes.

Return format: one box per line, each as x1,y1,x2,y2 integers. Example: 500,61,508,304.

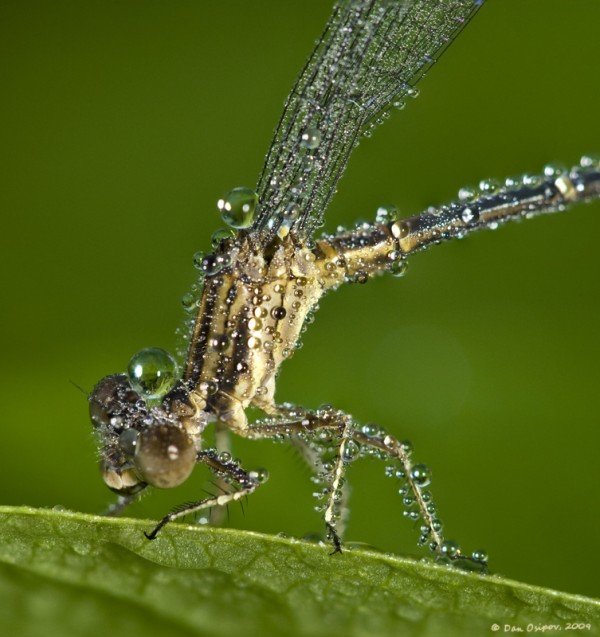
218,187,258,229
127,347,178,399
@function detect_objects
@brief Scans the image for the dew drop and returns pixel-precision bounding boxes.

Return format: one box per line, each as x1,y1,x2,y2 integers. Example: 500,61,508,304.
218,187,258,229
127,347,178,399
211,227,235,248
478,178,500,194
522,174,542,187
249,467,269,484
580,154,600,169
458,186,476,202
247,336,261,350
271,306,287,320
461,207,479,224
376,205,398,224
342,440,360,463
440,540,460,559
300,127,322,150
192,251,205,270
181,292,197,312
390,259,408,278
543,163,567,178
410,464,431,487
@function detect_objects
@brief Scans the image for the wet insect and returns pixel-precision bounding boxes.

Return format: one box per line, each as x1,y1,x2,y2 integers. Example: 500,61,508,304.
89,0,599,568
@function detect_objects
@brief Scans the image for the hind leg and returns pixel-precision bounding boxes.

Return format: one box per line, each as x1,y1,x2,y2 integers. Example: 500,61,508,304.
242,404,486,567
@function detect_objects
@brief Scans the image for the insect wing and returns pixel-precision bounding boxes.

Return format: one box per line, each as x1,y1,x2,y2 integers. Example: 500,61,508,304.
252,0,485,243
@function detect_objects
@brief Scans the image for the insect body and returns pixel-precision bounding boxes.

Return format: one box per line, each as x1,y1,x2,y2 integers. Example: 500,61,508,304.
89,0,599,567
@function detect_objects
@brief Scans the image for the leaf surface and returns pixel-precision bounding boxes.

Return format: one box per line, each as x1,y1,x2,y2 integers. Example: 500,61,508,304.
0,506,597,637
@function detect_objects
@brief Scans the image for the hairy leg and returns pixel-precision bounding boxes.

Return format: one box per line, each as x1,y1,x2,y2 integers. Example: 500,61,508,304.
144,448,268,540
241,404,486,567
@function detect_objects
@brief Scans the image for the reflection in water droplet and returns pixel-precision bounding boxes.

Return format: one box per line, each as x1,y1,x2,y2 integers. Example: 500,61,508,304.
218,187,258,229
300,127,322,150
127,347,178,399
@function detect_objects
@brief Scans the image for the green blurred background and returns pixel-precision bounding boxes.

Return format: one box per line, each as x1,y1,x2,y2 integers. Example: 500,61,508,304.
1,0,598,599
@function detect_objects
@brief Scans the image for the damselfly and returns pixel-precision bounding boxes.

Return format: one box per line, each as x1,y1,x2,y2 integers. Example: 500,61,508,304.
88,0,599,569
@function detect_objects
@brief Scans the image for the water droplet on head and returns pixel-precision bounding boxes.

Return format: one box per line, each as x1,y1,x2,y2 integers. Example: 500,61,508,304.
361,423,380,437
218,187,258,229
127,347,178,399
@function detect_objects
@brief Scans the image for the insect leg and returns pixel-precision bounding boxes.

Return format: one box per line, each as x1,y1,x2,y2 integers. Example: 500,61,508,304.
144,449,267,540
208,422,233,526
290,435,351,542
314,160,600,286
242,405,485,566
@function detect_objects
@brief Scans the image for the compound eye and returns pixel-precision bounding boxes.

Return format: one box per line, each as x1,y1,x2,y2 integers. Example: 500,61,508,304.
118,428,139,457
89,374,139,429
134,424,196,489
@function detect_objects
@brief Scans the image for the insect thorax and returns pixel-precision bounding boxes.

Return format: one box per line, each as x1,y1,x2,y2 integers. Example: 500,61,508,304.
178,236,332,430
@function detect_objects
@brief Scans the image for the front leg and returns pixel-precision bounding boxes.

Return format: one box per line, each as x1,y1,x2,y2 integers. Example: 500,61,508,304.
144,449,268,540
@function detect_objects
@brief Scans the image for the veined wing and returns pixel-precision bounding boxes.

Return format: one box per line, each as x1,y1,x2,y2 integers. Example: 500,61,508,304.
251,0,485,243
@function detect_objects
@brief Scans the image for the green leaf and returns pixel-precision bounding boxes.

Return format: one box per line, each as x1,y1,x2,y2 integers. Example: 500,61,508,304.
0,506,597,637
